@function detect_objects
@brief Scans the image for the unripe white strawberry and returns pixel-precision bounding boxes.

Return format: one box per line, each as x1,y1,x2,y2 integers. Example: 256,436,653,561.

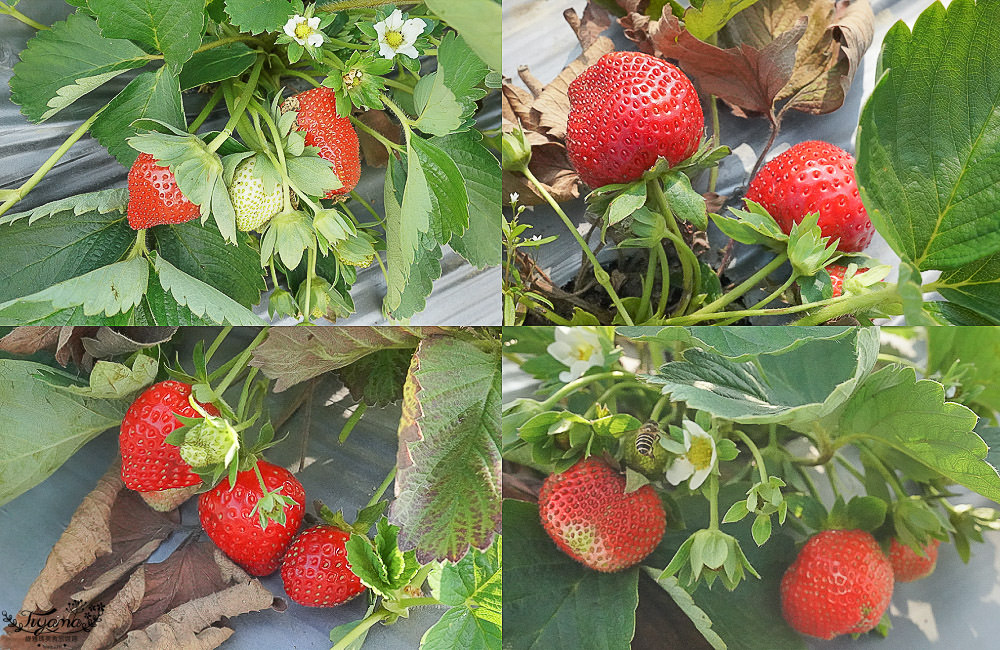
231,157,284,232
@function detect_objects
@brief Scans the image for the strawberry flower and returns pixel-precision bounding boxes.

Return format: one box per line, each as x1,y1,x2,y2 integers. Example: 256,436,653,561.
374,9,425,59
665,420,718,489
547,326,605,383
284,14,324,47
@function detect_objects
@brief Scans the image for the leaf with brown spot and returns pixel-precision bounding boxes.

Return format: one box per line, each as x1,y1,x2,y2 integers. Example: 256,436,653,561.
85,544,276,650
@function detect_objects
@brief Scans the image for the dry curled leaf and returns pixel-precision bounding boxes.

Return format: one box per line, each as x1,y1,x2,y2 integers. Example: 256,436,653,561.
0,327,176,372
84,543,277,650
621,0,873,120
502,3,616,205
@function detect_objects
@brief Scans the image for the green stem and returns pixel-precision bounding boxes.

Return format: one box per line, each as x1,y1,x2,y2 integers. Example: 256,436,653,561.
732,429,768,484
331,608,391,650
638,250,657,322
539,371,636,410
649,394,671,422
350,115,404,152
655,244,671,318
859,444,907,498
212,328,271,397
325,36,368,50
124,230,149,261
648,179,699,316
304,245,317,320
393,597,440,607
283,69,323,88
338,402,368,443
381,77,414,94
318,0,395,12
708,96,721,194
522,167,634,325
349,190,384,224
0,2,47,29
0,103,109,217
826,461,842,499
793,285,902,325
188,90,224,134
795,465,822,501
707,475,720,531
208,56,265,153
716,272,799,326
680,253,788,321
194,36,258,55
367,466,397,507
834,453,866,485
204,327,233,365
381,93,414,128
408,563,435,591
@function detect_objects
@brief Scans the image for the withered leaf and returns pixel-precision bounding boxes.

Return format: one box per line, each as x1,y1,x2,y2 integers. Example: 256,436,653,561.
0,326,61,356
563,3,612,51
85,544,276,650
502,142,582,205
18,462,180,614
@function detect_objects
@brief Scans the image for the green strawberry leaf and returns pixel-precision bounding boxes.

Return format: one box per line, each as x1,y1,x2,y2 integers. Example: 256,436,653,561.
152,220,265,307
644,572,726,650
250,327,422,391
422,539,501,650
661,171,708,231
503,499,637,650
390,335,501,563
832,364,1000,503
423,0,500,70
618,325,856,360
224,0,303,34
179,42,257,90
0,360,128,507
926,327,1000,415
710,200,787,249
134,277,224,325
334,347,413,407
383,155,443,319
0,193,133,304
407,134,471,247
431,132,501,268
857,0,1000,270
10,13,149,122
91,67,186,168
642,327,879,428
345,521,419,598
329,620,370,650
33,355,158,399
935,250,1000,324
285,155,342,197
89,0,205,71
151,254,265,325
413,32,488,137
0,258,148,322
683,0,760,41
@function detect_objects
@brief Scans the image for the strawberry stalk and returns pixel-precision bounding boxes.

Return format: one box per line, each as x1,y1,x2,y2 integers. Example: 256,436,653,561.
208,56,265,154
793,284,903,325
317,0,397,11
675,253,789,323
0,1,47,29
715,271,801,326
647,179,699,317
331,609,392,650
188,89,224,134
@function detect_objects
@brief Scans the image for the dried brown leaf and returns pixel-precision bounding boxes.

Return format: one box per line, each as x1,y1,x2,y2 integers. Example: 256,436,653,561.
86,545,276,650
0,327,60,356
18,462,180,613
502,142,582,205
354,109,401,168
531,37,616,140
564,3,613,51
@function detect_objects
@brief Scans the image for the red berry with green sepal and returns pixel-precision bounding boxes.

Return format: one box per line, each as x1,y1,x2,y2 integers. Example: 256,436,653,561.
119,380,219,493
746,141,874,252
889,538,940,582
282,87,361,199
198,460,305,576
780,529,894,639
126,152,201,229
538,457,666,572
566,51,704,189
281,525,366,607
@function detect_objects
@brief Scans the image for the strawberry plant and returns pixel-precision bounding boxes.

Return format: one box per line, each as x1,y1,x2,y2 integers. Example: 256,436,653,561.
0,0,500,324
503,326,1000,648
0,325,501,649
502,0,1000,326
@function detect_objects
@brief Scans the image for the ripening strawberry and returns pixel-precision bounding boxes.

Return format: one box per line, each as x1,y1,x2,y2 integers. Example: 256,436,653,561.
127,152,201,229
231,157,284,232
889,538,940,582
781,529,894,639
281,525,366,607
538,457,666,572
565,51,704,189
827,264,869,298
120,381,219,494
746,141,874,252
198,460,305,576
282,87,360,198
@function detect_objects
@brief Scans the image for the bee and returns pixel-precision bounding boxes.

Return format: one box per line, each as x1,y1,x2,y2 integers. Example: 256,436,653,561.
634,420,661,458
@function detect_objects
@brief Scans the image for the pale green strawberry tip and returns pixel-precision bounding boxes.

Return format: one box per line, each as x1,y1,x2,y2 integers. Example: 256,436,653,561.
179,415,239,468
231,157,284,232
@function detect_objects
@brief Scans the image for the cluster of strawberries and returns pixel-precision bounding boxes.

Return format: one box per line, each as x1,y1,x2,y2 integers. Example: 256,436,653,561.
119,380,364,608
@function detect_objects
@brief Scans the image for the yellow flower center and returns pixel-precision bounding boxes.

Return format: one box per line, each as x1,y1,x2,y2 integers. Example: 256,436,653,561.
294,23,312,39
687,436,714,470
573,343,594,361
385,30,405,48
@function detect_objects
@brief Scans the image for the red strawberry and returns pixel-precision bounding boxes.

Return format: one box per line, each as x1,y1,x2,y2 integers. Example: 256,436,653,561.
566,51,703,189
126,152,201,229
746,141,874,252
281,525,366,607
120,380,219,493
889,538,940,582
781,529,894,639
198,460,305,576
827,264,869,298
282,87,361,199
538,457,666,572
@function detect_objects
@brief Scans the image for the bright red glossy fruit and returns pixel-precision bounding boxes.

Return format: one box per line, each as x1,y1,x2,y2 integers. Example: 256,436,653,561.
566,51,703,189
119,380,219,492
283,87,361,199
826,264,869,298
746,141,874,252
126,152,200,229
281,525,366,607
889,538,940,582
781,529,894,639
199,460,306,576
538,457,666,572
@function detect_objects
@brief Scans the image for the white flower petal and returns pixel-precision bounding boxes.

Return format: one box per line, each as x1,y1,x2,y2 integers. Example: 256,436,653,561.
378,43,396,59
374,22,387,39
397,44,420,59
283,16,303,39
666,457,695,486
689,465,712,489
306,33,324,47
384,9,404,30
307,16,321,29
401,18,425,40
557,369,575,383
546,340,572,362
